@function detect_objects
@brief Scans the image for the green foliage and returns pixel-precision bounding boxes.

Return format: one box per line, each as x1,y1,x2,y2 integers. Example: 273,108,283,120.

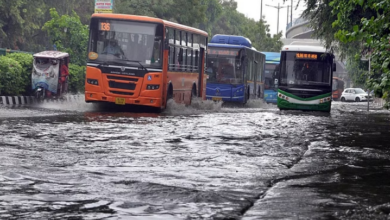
5,53,33,95
0,0,94,52
0,56,23,95
208,0,282,52
331,0,390,104
115,0,207,26
68,64,85,94
42,8,88,66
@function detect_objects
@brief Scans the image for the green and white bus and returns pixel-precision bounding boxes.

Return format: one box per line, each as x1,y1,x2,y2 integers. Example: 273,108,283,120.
276,45,336,112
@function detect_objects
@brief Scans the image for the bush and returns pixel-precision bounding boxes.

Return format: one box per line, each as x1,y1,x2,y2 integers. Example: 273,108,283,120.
68,63,85,94
6,53,33,95
0,56,23,96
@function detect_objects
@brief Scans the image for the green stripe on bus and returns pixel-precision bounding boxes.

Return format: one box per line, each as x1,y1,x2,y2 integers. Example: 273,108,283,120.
278,89,331,101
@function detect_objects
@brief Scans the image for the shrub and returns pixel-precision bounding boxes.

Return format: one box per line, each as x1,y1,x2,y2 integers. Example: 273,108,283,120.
68,63,86,94
6,53,34,95
0,56,23,96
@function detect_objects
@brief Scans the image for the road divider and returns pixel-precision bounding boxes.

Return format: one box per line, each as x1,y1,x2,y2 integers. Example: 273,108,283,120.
0,95,84,105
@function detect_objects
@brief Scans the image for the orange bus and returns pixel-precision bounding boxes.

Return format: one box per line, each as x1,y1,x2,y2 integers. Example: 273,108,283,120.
85,13,208,111
332,77,344,100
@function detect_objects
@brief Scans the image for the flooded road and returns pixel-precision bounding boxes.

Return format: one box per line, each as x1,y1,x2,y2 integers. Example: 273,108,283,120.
0,99,389,219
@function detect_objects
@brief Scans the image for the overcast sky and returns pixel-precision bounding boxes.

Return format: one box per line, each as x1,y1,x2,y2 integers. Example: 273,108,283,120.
235,0,306,38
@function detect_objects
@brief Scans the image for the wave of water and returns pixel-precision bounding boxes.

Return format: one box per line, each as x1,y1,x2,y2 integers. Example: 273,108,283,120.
164,97,223,115
35,94,96,112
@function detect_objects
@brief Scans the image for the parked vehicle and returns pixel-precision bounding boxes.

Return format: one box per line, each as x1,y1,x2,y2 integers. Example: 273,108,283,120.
340,88,369,102
32,51,69,102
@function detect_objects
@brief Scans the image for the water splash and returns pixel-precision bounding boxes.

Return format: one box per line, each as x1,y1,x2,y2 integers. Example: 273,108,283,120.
164,97,222,115
244,99,277,109
34,93,97,112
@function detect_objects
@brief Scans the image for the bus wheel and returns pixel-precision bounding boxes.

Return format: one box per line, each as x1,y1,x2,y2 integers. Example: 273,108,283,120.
190,85,197,105
243,88,249,105
158,85,173,113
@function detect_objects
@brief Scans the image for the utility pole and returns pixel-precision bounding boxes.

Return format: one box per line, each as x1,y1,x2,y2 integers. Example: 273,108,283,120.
260,0,263,21
291,0,293,25
287,5,290,26
265,3,289,34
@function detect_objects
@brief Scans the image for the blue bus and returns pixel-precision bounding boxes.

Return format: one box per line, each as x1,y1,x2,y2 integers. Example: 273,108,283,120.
262,52,280,104
205,35,265,104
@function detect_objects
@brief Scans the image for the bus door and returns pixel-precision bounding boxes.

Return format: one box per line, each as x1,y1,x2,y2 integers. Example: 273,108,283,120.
198,47,205,98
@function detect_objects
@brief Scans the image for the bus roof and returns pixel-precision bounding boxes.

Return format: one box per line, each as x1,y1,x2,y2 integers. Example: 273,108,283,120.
208,43,248,49
208,43,263,54
91,13,208,36
210,35,252,48
281,45,328,53
262,52,280,62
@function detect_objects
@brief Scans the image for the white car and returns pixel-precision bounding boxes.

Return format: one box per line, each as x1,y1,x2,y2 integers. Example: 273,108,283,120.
340,88,369,102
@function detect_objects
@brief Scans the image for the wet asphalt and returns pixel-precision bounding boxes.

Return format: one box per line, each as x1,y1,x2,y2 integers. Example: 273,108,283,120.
0,99,389,220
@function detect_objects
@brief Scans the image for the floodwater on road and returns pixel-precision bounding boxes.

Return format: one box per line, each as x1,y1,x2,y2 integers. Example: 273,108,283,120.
0,98,389,219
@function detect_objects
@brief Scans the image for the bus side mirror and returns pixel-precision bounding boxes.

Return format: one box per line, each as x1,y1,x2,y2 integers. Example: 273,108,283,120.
332,63,336,71
274,78,279,89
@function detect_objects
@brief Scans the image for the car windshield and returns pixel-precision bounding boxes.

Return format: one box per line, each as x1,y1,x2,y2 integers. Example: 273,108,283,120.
355,88,366,94
88,18,163,68
206,48,243,84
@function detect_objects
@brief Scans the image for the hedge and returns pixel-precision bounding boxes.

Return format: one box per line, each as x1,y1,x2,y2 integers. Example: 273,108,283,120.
6,53,33,95
0,56,23,96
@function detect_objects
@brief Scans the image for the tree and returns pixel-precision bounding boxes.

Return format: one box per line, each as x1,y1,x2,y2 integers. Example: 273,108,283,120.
114,0,207,26
42,8,89,66
209,0,282,52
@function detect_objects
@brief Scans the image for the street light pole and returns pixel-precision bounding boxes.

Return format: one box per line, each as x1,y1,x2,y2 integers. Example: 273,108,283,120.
291,0,293,24
265,3,289,34
368,56,371,112
260,0,263,21
287,5,289,26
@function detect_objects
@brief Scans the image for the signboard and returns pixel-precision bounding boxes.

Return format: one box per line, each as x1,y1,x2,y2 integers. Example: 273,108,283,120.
296,53,318,60
95,0,114,13
207,48,238,56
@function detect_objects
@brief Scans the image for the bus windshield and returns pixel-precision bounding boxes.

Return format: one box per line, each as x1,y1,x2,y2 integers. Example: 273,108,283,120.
281,52,331,86
332,78,338,91
88,18,163,68
206,48,243,84
265,63,278,89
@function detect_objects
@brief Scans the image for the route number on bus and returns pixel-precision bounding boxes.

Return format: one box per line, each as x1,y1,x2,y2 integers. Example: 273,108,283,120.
100,22,111,31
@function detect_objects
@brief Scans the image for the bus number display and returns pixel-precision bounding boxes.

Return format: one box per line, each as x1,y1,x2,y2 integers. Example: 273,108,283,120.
208,49,238,56
100,22,111,31
296,53,317,60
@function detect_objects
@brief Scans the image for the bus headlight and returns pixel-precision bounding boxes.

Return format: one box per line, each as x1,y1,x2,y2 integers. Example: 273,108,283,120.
146,85,160,90
87,79,99,85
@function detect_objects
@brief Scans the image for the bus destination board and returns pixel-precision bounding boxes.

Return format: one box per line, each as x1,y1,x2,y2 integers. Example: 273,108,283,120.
296,53,318,60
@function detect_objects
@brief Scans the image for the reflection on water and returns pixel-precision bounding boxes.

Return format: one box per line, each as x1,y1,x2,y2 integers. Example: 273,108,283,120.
0,95,390,219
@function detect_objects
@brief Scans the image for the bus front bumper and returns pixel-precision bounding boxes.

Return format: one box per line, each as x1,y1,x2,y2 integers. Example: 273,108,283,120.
85,92,162,108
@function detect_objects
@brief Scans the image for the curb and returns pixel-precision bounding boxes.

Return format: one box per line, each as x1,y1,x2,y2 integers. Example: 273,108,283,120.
0,96,36,105
0,95,84,105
